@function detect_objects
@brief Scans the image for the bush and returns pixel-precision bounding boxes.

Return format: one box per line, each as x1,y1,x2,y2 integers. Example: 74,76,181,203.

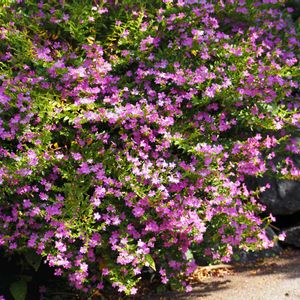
0,0,299,296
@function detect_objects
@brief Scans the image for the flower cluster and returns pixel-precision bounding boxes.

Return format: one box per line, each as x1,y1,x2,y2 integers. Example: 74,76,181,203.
0,0,299,296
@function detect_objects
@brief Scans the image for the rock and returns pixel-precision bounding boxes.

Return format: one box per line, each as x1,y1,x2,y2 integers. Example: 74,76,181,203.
278,180,300,201
283,226,300,248
244,152,300,215
247,176,300,215
263,180,300,215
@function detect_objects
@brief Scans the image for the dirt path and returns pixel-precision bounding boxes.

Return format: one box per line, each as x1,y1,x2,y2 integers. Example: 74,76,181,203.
150,250,300,300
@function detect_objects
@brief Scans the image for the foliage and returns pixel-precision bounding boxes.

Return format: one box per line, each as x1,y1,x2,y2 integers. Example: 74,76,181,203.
0,0,299,297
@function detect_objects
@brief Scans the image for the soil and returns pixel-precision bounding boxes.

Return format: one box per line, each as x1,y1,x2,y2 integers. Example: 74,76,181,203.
149,249,300,300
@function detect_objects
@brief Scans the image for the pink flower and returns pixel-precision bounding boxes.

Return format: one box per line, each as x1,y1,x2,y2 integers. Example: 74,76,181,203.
278,233,286,241
132,207,144,217
77,162,90,174
72,153,82,160
102,268,109,276
55,241,67,252
186,285,192,292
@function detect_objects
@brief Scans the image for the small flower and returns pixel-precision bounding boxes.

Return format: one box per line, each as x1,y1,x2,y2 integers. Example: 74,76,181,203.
72,153,82,160
186,285,192,292
278,233,286,241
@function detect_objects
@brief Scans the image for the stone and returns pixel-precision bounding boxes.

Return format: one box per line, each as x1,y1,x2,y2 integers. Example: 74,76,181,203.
265,180,300,215
262,154,300,215
283,226,300,248
247,176,300,215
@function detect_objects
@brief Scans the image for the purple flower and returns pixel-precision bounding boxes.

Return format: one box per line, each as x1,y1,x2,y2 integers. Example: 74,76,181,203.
132,207,144,218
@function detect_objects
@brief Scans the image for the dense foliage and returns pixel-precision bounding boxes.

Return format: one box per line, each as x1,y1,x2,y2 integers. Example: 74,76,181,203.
0,0,299,297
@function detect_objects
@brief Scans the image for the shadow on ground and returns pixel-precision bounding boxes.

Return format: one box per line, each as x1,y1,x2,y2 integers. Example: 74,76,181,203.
234,249,300,279
145,280,231,300
149,249,300,300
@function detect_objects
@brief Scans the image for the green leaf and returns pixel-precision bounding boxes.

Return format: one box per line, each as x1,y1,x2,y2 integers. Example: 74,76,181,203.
10,280,27,300
185,249,194,261
145,254,156,271
24,250,42,272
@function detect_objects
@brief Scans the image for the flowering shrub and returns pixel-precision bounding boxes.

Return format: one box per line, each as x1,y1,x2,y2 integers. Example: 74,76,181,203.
0,0,299,296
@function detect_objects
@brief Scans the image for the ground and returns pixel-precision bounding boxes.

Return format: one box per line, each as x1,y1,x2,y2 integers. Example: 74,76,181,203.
149,249,300,300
